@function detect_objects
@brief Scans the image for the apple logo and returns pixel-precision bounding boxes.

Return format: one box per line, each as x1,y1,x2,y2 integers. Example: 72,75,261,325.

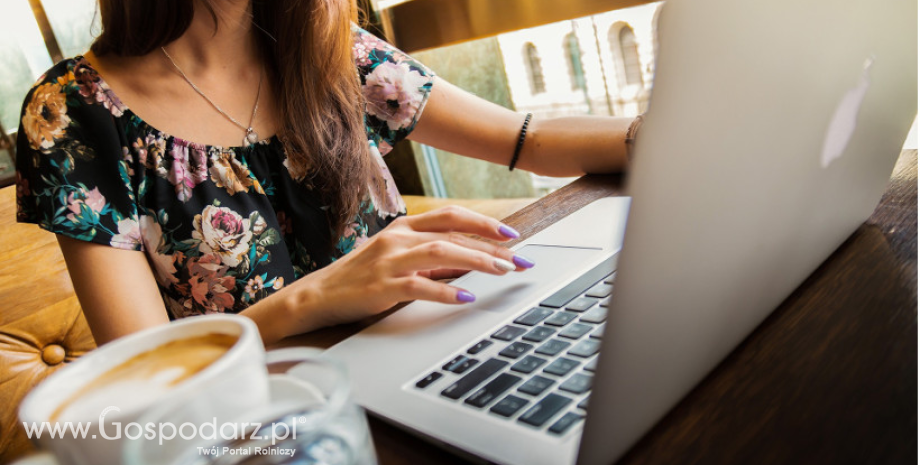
821,57,875,168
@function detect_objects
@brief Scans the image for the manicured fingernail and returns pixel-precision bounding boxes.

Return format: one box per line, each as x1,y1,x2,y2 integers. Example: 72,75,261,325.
513,255,535,269
494,258,516,272
499,224,520,239
457,290,476,303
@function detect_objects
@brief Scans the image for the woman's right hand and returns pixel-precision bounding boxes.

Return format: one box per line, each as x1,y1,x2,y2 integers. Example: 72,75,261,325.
275,205,536,333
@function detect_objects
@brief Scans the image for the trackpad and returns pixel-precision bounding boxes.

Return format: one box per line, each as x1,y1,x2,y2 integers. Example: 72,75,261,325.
452,244,605,312
365,245,605,334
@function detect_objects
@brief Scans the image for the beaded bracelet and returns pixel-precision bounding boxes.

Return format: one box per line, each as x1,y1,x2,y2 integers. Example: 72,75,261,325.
508,113,533,171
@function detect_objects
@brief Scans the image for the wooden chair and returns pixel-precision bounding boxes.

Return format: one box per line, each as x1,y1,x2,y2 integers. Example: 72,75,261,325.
0,186,95,462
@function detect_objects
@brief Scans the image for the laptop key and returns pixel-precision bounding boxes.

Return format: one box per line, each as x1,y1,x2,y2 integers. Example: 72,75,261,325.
491,395,529,418
603,272,616,284
535,339,571,356
584,357,599,372
577,396,590,410
566,297,599,312
539,255,618,308
599,296,613,308
580,307,608,324
467,339,494,355
518,375,555,396
559,373,593,395
518,393,573,428
589,323,606,339
559,323,593,339
544,311,578,327
441,358,508,400
499,342,534,359
443,355,465,369
510,355,548,374
415,372,443,389
449,358,479,374
585,283,614,298
514,307,555,326
544,357,580,376
492,325,527,341
548,412,584,435
568,339,601,358
443,355,479,374
465,373,522,408
522,326,556,343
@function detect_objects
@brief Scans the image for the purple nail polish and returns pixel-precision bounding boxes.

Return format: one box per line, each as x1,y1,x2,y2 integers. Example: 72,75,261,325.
513,255,535,269
457,290,476,303
499,224,520,239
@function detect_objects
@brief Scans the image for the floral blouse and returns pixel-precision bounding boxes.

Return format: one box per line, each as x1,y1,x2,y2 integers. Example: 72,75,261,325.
15,27,435,318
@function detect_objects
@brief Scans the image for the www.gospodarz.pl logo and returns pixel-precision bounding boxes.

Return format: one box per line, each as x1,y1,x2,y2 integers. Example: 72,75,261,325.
23,406,306,448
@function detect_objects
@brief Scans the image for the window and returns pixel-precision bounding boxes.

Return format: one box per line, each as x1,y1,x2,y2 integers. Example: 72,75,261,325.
564,33,586,91
0,1,54,134
609,23,644,87
41,0,99,60
522,42,546,94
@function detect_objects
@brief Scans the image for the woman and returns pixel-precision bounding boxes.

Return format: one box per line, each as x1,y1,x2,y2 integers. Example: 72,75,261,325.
15,0,634,346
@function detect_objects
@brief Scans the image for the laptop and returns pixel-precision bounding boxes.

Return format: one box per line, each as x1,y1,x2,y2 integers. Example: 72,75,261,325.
325,0,918,463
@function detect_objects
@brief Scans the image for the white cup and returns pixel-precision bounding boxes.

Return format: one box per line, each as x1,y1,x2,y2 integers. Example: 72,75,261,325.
18,314,271,465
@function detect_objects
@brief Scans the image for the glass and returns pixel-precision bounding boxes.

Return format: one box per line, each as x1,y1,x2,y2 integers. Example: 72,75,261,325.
125,349,377,465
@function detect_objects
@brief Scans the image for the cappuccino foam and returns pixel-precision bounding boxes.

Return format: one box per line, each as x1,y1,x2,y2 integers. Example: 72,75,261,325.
50,333,238,422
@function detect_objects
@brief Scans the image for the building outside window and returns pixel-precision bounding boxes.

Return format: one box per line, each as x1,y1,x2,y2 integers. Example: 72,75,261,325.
523,42,546,95
564,32,587,92
613,24,644,87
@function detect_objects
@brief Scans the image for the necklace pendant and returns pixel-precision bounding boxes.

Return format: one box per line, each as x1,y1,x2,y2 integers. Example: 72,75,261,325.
245,128,259,146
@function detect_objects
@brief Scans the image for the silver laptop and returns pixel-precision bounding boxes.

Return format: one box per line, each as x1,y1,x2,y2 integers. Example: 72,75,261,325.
325,0,917,463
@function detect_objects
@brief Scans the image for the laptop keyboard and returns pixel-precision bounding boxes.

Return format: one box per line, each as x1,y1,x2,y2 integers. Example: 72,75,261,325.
412,254,617,437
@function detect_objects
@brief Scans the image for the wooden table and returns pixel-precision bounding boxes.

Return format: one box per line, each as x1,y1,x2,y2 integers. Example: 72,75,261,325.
277,150,917,465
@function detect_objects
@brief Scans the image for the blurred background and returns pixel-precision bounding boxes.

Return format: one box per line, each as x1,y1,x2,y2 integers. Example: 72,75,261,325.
369,0,662,200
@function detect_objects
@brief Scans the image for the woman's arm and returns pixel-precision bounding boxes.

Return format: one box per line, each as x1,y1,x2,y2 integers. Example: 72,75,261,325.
58,234,314,346
57,236,170,345
59,207,531,346
409,77,634,176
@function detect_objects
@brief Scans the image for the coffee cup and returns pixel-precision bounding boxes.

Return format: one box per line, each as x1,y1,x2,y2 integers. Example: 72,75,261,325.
18,314,270,465
124,349,379,465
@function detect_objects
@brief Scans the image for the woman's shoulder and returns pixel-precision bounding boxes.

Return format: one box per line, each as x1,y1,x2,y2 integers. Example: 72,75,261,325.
23,56,128,121
33,56,87,84
20,56,130,152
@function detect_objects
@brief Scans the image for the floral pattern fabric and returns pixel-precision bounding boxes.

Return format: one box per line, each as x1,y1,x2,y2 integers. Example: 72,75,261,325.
15,27,435,318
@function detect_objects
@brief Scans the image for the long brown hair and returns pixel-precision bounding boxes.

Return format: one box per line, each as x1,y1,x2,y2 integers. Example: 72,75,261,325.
91,0,371,241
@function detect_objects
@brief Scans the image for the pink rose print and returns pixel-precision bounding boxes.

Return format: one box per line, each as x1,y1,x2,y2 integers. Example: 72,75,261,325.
168,140,208,202
74,61,127,117
363,61,430,131
138,215,179,285
192,205,253,267
65,187,105,222
110,217,143,250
